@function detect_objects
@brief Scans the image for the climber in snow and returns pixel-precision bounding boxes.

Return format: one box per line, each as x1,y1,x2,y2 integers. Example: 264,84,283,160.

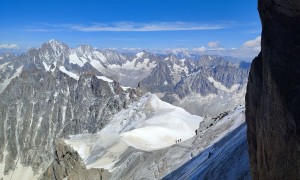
208,152,212,158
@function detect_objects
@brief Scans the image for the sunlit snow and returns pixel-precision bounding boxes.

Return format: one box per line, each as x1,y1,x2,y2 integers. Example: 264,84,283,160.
64,93,203,171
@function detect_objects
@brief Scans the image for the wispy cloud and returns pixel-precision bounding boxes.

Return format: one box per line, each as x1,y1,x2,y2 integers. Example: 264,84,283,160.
25,21,229,32
71,22,227,32
172,36,261,60
25,28,58,32
192,47,207,53
0,44,20,50
207,41,220,48
241,36,261,52
213,36,261,59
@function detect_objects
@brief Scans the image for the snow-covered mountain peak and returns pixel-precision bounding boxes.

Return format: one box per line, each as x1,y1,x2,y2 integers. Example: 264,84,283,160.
98,49,126,64
38,39,70,64
135,51,145,59
75,45,95,55
48,39,60,44
46,39,69,52
164,54,178,62
141,93,174,111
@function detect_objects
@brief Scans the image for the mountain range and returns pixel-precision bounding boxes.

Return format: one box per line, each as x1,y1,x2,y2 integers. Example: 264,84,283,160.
0,40,250,179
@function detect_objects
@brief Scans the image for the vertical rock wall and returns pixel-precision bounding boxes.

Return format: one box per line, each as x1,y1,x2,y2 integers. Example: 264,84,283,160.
246,0,300,179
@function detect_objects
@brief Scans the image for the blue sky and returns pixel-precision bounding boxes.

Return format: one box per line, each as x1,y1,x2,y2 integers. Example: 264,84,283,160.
0,0,261,59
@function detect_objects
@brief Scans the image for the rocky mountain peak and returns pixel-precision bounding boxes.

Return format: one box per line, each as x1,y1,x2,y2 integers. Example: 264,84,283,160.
98,49,126,64
135,51,146,59
34,39,70,67
45,39,69,53
75,45,95,55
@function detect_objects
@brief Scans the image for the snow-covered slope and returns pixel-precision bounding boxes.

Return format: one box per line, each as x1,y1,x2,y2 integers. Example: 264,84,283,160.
163,124,250,180
108,105,248,179
63,93,202,171
121,106,248,180
104,93,201,150
0,66,23,93
164,84,246,118
57,101,248,179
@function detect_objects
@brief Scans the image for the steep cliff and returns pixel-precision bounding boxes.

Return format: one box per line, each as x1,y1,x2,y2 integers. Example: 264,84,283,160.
0,67,138,179
246,0,300,179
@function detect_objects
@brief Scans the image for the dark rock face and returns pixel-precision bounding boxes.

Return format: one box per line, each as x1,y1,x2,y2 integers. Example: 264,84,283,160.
139,61,176,93
246,0,300,179
0,67,138,177
172,73,218,98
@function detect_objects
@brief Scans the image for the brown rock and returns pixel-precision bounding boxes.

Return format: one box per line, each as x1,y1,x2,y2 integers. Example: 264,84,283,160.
41,139,110,180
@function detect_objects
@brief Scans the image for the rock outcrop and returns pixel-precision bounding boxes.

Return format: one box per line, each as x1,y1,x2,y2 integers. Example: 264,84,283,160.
42,139,110,180
246,0,300,179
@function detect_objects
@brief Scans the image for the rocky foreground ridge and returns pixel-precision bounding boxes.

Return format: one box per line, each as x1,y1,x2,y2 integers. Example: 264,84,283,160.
246,0,300,179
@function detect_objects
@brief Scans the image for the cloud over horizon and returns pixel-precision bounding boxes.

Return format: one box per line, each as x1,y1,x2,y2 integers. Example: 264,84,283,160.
242,36,261,52
188,36,261,60
25,21,229,32
0,44,20,50
207,41,220,48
